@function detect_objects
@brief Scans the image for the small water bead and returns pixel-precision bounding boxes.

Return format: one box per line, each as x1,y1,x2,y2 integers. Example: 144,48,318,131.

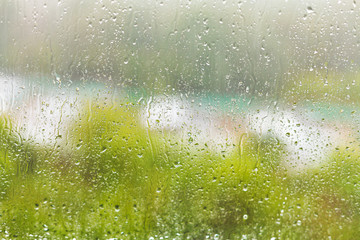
115,205,120,212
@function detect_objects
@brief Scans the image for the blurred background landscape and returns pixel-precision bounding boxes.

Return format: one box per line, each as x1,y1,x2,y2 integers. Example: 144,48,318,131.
1,0,360,239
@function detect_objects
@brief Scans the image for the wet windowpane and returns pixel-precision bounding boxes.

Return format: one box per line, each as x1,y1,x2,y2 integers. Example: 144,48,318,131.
1,0,360,238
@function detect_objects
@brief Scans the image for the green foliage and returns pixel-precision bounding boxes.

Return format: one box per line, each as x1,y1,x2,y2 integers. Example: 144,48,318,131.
284,70,360,104
0,115,38,198
0,102,360,239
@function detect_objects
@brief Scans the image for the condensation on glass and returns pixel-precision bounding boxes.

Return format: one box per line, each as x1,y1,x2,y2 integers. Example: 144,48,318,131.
0,0,359,239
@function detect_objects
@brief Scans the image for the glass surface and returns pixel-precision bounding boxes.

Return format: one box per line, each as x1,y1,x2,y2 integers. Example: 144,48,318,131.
1,0,360,238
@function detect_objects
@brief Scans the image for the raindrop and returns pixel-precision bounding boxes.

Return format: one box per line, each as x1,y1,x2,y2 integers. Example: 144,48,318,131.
115,205,120,212
306,6,314,13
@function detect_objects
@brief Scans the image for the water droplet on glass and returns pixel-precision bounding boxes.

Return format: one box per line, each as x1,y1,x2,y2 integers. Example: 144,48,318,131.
115,205,120,212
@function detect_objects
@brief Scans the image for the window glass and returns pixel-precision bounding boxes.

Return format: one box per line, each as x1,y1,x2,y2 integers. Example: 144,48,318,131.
1,0,360,238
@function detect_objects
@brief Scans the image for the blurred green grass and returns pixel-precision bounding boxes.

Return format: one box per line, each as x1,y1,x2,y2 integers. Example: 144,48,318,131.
0,101,360,239
284,70,360,104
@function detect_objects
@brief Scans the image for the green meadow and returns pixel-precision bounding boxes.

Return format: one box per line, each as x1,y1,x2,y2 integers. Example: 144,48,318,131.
1,0,360,239
0,99,359,239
